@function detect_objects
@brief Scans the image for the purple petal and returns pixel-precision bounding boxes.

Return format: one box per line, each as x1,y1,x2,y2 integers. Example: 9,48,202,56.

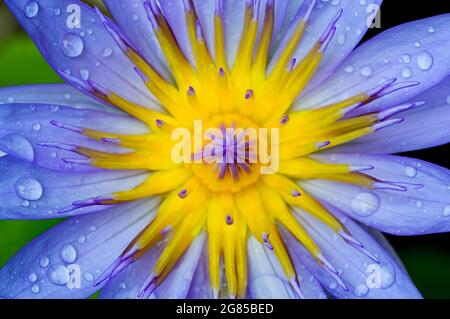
100,232,206,299
0,198,159,298
247,236,298,299
103,0,171,80
297,14,450,113
332,75,450,153
0,155,148,219
305,153,450,235
0,84,112,111
4,0,156,107
283,207,421,299
186,250,211,299
276,0,384,91
0,103,147,172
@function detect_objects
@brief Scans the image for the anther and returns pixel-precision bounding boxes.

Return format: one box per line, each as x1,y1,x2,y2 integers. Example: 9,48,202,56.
178,189,188,199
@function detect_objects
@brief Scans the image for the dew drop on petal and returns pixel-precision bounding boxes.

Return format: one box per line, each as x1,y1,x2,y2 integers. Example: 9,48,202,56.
360,66,373,77
344,65,354,73
102,48,113,58
428,26,436,33
48,264,70,286
354,284,369,297
443,206,450,217
2,134,34,161
350,192,380,217
24,1,39,18
61,33,84,58
78,235,86,244
31,284,40,294
15,178,43,201
40,256,50,268
28,273,38,283
60,244,77,263
80,68,90,80
405,166,417,178
379,264,396,289
401,67,412,79
54,8,61,16
32,123,41,131
417,51,434,71
84,273,94,282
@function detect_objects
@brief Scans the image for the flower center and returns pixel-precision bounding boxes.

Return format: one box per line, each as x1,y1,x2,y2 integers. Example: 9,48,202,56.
189,114,263,192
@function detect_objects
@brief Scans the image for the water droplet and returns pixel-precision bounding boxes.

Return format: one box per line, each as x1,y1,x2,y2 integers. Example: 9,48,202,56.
350,192,380,217
50,105,60,112
31,284,40,294
402,54,411,63
102,48,113,58
401,67,412,79
59,244,77,263
84,273,94,282
132,13,139,21
360,65,373,77
379,264,396,289
32,123,41,131
417,51,434,71
328,282,338,290
446,95,450,105
22,200,30,207
54,8,61,16
354,284,369,297
40,256,50,268
1,134,34,161
78,235,86,244
15,178,43,201
28,273,38,283
405,166,417,178
443,206,450,217
89,225,96,232
345,65,354,73
416,200,424,209
428,26,436,33
119,282,127,289
337,34,346,45
80,68,90,80
61,33,84,58
24,1,39,18
48,264,70,285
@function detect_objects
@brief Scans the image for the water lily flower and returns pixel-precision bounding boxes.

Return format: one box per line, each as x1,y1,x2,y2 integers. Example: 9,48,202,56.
1,0,449,299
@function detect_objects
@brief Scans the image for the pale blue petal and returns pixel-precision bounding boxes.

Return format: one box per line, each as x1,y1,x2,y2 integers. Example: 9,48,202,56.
305,153,450,235
0,198,159,298
0,155,148,219
297,14,450,112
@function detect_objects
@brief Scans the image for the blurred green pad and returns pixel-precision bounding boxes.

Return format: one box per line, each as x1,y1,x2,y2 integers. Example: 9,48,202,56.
0,35,63,268
0,35,62,86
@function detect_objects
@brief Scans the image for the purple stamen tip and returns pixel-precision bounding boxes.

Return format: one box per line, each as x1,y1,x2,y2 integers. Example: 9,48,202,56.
281,114,290,124
178,189,188,199
245,89,254,100
218,68,225,77
292,190,301,197
155,119,164,127
187,86,195,96
226,215,234,225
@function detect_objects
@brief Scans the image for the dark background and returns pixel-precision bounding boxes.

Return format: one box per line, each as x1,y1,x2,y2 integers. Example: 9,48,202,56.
0,0,449,298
